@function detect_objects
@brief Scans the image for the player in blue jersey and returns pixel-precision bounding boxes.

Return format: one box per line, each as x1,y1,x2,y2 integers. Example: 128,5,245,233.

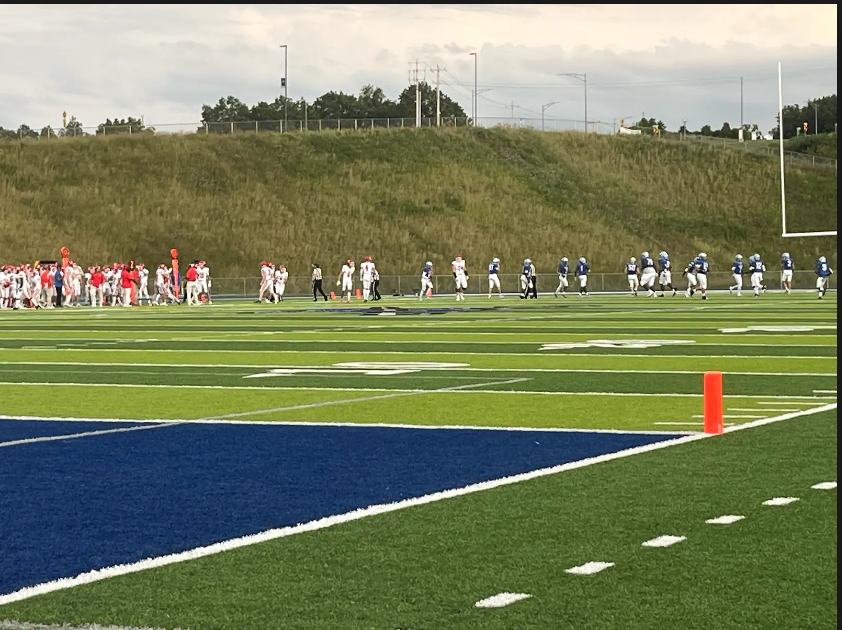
519,259,531,299
419,261,433,301
625,257,640,296
554,257,569,298
639,251,657,297
657,251,676,297
749,254,766,297
683,259,697,297
575,257,589,296
729,254,744,296
780,252,794,294
694,253,709,300
815,256,833,299
487,257,502,298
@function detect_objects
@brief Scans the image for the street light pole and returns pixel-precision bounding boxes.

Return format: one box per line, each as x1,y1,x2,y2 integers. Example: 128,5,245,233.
280,44,288,131
541,101,560,132
559,73,587,132
469,52,477,126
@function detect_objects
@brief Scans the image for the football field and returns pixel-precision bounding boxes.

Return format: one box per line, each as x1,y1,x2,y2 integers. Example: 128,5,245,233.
0,293,837,630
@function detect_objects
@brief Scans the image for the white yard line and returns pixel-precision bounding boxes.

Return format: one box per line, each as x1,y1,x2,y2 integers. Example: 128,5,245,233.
727,408,799,413
0,361,835,377
0,402,834,606
0,415,687,436
812,389,837,394
0,423,179,449
474,593,532,609
0,382,836,401
202,378,530,420
691,414,766,419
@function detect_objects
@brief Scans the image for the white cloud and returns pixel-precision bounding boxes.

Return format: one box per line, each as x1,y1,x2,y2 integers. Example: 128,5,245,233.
0,4,836,133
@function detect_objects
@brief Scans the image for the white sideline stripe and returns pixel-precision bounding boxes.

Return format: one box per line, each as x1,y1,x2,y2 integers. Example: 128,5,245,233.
203,378,530,420
812,389,837,394
762,497,800,506
565,561,615,576
0,423,178,448
641,535,686,548
0,361,835,378
811,481,837,490
0,382,836,401
705,515,745,525
692,414,766,419
0,620,191,630
474,592,532,608
727,408,799,413
0,402,834,606
4,347,836,360
0,415,688,436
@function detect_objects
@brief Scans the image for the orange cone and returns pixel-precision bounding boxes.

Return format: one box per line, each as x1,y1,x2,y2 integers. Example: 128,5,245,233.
330,291,336,299
355,288,362,299
427,288,433,297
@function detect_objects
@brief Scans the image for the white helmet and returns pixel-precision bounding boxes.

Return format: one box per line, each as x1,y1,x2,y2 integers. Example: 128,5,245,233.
425,261,432,267
659,251,668,259
579,257,586,264
699,253,707,259
630,257,636,263
561,257,568,263
819,256,827,263
492,257,500,263
524,258,531,264
735,254,743,260
642,251,650,258
753,254,760,260
782,252,790,259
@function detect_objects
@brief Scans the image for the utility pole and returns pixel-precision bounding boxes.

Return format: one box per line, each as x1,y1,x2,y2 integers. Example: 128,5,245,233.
740,76,743,130
469,52,477,125
414,59,421,128
559,73,587,132
815,101,818,135
435,65,445,127
280,45,288,131
511,100,515,120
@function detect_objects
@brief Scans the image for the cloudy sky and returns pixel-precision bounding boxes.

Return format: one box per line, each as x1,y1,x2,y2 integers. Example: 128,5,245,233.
0,4,836,133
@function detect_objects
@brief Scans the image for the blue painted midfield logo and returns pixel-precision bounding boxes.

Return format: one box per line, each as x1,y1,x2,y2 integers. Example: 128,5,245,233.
0,419,680,596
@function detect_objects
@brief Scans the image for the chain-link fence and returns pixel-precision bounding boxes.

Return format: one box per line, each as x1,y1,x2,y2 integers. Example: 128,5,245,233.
208,271,832,299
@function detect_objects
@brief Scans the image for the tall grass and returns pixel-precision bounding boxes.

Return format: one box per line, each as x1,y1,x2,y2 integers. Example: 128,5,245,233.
0,128,835,276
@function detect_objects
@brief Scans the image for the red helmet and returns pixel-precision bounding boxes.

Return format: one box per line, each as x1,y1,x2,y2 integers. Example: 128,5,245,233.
365,256,372,262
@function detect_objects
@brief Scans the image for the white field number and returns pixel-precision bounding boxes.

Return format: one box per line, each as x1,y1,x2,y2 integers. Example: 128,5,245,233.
539,339,696,351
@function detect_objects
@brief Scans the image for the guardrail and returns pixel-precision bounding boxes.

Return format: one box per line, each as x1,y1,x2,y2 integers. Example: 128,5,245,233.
206,271,832,298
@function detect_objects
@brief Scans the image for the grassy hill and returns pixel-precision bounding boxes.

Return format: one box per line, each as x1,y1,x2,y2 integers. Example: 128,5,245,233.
784,133,838,160
0,128,836,278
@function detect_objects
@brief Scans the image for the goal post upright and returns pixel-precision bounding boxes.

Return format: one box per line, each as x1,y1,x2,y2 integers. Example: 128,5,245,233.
778,61,838,239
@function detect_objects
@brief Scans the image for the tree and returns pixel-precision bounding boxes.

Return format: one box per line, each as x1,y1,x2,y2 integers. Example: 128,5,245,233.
96,117,147,135
771,94,837,139
59,116,86,138
396,81,467,121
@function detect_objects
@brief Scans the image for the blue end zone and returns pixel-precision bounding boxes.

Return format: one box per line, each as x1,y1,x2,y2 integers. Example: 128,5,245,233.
0,420,686,596
0,419,150,443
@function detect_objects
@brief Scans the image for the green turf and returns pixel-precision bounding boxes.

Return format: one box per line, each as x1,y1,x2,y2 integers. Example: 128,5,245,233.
0,293,836,629
3,411,835,630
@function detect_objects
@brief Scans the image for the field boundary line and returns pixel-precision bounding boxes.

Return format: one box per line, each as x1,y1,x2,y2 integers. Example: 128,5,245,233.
0,402,834,607
0,415,689,436
0,382,836,400
0,423,179,449
0,361,835,378
0,620,191,630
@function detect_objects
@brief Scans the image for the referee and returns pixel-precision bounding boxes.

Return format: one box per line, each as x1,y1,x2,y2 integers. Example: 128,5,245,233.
312,263,328,301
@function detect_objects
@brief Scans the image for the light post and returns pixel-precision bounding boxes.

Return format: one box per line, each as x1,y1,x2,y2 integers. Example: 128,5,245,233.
280,44,288,130
559,73,587,132
541,102,560,131
469,52,477,125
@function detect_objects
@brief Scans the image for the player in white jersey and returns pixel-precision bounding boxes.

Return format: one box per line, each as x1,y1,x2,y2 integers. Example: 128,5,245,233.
0,267,10,309
258,262,274,303
29,269,43,308
196,261,211,304
273,265,289,302
154,265,167,305
135,264,150,305
71,263,83,306
337,259,355,303
452,255,468,301
359,257,375,302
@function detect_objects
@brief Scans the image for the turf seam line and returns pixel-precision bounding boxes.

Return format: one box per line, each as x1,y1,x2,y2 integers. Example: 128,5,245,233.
0,402,833,607
0,621,191,630
0,423,179,449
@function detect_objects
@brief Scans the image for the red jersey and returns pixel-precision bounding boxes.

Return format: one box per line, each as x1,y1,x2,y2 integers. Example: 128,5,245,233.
120,269,134,289
186,267,198,282
92,272,104,288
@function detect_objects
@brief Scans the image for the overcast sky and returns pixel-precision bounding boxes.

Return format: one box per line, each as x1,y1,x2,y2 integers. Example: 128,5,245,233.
0,4,836,133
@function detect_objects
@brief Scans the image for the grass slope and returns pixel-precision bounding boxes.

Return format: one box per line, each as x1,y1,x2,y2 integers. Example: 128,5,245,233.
0,127,836,275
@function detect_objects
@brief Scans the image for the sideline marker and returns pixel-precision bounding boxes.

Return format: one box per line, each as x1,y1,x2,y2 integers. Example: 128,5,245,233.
704,371,724,434
427,289,433,297
355,288,362,299
329,291,336,299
